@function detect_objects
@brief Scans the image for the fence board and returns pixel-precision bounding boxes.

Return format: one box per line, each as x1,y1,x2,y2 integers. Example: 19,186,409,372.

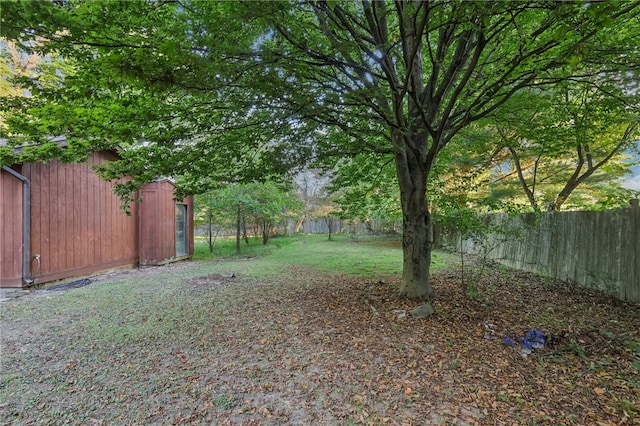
442,205,640,303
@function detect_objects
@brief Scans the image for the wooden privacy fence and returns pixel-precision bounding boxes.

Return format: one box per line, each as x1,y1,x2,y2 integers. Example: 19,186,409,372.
439,204,640,303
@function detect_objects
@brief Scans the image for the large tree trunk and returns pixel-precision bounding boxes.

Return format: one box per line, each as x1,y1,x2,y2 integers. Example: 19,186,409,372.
395,135,435,300
399,200,434,300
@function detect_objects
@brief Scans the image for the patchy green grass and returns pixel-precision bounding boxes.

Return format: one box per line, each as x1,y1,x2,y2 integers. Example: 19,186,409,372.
196,233,456,278
194,235,298,259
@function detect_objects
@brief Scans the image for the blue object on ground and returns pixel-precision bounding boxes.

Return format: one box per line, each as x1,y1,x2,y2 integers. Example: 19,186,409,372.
523,329,546,350
502,336,517,348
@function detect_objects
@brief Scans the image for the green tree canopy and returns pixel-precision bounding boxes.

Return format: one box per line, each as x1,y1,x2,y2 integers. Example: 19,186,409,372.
195,181,302,251
2,0,639,300
486,72,639,211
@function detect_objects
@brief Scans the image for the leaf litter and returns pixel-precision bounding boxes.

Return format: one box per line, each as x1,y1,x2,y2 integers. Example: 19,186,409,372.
1,258,638,425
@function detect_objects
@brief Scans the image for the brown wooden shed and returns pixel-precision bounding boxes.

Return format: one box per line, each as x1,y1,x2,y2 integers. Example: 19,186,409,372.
0,148,193,288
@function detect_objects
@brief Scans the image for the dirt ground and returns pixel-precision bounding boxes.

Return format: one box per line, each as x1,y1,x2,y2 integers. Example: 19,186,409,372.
1,259,639,425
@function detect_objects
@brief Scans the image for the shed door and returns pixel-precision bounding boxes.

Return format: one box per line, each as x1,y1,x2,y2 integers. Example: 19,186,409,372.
176,204,188,257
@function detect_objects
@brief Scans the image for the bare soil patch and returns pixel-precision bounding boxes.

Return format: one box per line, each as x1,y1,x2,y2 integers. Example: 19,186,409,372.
1,260,638,425
186,273,237,287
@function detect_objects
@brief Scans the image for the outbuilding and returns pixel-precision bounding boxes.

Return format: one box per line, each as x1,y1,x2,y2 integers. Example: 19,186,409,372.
0,143,193,288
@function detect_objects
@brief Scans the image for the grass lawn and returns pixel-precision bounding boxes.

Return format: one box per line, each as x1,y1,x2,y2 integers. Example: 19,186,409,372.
194,233,454,278
1,235,638,425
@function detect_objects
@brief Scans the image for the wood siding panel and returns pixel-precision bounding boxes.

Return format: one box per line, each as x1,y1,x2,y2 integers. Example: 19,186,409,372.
18,152,138,286
70,161,77,268
28,162,46,277
60,161,68,269
87,161,97,267
160,183,176,260
71,161,80,269
0,167,24,287
139,187,159,264
78,161,88,269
